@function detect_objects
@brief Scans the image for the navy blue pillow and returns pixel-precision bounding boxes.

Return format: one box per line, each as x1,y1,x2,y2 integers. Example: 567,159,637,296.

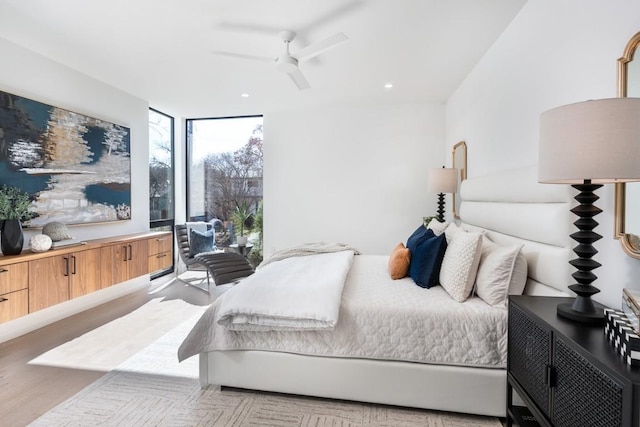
189,228,215,256
409,232,448,288
406,225,430,254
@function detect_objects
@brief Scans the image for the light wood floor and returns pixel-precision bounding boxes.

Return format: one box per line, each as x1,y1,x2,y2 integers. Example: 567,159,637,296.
0,274,216,426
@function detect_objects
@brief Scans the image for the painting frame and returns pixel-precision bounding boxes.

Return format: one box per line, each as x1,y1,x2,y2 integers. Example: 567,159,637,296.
0,90,131,228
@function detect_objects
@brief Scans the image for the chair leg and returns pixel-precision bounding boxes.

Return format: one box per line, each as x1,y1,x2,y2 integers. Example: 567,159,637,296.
175,267,210,293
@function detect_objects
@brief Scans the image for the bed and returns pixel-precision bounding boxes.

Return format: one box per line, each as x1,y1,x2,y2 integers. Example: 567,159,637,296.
178,166,573,417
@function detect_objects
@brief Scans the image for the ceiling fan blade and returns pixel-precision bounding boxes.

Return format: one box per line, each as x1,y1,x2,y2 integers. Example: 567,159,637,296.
211,51,274,63
287,69,311,90
292,32,348,62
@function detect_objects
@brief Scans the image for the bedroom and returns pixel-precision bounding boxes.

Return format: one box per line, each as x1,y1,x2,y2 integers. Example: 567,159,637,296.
1,0,640,425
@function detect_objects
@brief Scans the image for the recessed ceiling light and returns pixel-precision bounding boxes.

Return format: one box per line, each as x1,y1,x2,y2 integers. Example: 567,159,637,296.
384,83,393,89
241,93,250,98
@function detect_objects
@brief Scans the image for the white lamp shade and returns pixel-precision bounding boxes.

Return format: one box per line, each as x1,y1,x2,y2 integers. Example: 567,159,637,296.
427,167,458,193
539,97,640,184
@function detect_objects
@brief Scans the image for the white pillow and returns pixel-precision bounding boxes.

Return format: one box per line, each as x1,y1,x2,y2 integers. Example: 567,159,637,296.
439,226,483,302
427,219,449,236
509,251,528,295
476,238,524,306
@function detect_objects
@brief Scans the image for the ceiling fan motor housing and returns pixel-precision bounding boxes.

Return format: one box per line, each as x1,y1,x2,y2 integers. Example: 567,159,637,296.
276,55,298,73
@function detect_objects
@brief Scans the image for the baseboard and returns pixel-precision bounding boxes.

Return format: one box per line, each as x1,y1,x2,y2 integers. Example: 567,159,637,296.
0,275,151,344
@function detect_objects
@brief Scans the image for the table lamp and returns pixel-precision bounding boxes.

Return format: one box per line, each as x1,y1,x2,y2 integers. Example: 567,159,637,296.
539,97,640,324
427,166,458,222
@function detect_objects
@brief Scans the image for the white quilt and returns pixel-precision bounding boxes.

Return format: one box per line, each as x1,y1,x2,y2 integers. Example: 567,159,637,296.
178,255,508,368
217,250,355,331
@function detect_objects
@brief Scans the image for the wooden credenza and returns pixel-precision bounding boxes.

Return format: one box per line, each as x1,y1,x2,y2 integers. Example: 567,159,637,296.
0,231,172,323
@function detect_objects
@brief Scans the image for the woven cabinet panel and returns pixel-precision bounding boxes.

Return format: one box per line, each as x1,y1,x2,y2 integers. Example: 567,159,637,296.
509,303,551,415
553,337,624,427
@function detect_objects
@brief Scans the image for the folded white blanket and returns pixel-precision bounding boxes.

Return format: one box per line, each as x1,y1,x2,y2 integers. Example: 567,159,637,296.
258,242,360,269
217,250,355,331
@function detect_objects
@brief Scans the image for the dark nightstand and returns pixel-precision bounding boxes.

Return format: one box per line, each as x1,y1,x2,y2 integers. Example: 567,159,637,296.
507,296,640,427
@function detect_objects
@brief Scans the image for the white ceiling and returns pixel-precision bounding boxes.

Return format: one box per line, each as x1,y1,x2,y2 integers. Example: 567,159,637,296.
0,0,526,118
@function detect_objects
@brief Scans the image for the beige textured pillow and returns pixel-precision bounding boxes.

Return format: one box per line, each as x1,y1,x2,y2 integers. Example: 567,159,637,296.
388,243,411,280
476,238,524,306
509,251,528,295
439,226,483,302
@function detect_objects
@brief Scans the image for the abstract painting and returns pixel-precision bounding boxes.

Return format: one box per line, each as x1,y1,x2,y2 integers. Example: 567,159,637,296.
0,90,131,227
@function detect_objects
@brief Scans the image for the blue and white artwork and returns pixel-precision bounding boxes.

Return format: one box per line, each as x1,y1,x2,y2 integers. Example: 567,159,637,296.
0,90,131,227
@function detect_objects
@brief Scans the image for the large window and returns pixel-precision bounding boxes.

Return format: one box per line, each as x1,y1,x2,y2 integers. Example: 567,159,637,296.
149,109,175,279
186,116,263,264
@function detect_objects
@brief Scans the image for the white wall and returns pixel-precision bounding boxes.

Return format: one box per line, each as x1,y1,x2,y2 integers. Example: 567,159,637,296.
446,0,640,308
263,102,446,256
0,36,150,244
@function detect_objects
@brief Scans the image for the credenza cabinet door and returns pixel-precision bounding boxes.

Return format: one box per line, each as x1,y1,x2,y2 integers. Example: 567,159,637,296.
508,303,553,418
109,239,150,284
127,239,149,279
28,256,70,313
552,337,624,427
68,248,102,299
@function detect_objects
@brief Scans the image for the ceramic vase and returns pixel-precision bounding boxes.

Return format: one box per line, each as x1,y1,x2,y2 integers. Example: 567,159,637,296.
1,219,24,255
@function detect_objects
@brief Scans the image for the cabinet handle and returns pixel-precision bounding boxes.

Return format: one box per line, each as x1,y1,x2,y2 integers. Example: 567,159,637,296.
157,253,167,258
156,238,166,242
72,255,77,275
545,365,556,388
63,256,69,277
0,268,7,273
128,244,133,261
0,297,7,303
123,245,128,262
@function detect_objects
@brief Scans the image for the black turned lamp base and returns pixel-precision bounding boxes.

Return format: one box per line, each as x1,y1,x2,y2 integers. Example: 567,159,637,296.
435,193,445,223
557,182,605,325
557,303,605,325
557,283,605,324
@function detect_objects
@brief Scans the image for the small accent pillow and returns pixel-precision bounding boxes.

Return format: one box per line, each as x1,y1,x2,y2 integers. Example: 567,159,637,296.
439,226,483,302
475,238,524,306
189,228,215,256
388,243,411,279
409,229,448,288
426,219,449,236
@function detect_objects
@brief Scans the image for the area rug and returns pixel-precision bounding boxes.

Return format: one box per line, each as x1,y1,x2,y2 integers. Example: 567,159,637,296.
29,297,208,372
30,369,502,427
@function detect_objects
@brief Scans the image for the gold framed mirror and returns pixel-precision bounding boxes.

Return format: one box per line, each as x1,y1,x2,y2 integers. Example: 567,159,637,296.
615,31,640,258
451,141,467,219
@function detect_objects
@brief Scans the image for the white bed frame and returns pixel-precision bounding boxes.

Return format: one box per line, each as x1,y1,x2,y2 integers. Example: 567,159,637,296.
197,166,573,417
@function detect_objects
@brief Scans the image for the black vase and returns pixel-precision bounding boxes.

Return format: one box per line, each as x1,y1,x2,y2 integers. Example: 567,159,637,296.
1,219,24,255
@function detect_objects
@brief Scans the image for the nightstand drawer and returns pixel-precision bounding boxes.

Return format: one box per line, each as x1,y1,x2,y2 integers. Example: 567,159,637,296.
0,288,29,323
0,262,29,294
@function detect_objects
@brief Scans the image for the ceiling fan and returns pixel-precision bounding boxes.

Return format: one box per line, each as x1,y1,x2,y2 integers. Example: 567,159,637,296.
212,31,349,90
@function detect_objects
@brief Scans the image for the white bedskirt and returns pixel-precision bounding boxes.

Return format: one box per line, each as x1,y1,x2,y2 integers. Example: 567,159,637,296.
179,255,507,368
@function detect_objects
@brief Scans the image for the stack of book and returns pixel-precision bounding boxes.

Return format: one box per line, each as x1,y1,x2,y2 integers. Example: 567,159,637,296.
604,305,640,366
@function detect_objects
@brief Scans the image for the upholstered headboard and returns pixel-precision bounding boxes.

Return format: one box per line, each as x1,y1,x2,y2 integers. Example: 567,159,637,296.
459,166,572,296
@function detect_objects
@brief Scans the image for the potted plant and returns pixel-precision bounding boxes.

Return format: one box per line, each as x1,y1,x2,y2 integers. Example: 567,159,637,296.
0,185,36,255
232,200,254,246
